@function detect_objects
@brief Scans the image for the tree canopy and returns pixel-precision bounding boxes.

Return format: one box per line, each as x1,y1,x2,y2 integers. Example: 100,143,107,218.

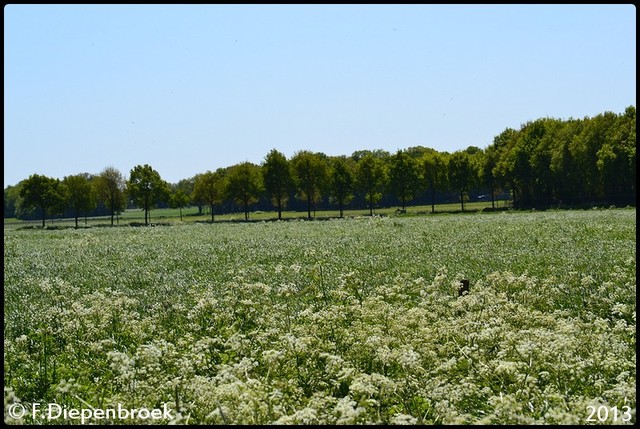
5,106,635,222
193,170,226,222
127,164,169,226
291,151,328,219
19,174,63,227
262,149,293,220
94,166,126,226
225,162,263,221
62,173,96,228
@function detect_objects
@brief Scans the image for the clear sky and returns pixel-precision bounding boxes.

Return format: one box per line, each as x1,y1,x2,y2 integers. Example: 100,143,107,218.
4,4,636,187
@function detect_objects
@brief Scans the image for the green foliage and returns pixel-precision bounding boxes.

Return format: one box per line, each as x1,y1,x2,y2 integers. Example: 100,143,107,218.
168,189,190,222
94,166,126,226
193,170,226,222
127,164,170,226
4,181,27,219
355,154,386,216
3,209,636,424
328,157,354,217
62,173,96,228
387,150,421,210
4,106,637,219
448,151,475,211
173,177,197,203
19,174,64,227
225,162,263,221
262,149,293,219
422,151,450,213
291,151,328,219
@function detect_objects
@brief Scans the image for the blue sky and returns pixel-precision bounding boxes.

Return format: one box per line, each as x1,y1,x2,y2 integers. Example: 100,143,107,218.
4,4,636,187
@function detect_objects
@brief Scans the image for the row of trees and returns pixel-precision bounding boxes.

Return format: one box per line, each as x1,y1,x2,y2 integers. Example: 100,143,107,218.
9,165,168,228
4,106,636,226
488,106,635,209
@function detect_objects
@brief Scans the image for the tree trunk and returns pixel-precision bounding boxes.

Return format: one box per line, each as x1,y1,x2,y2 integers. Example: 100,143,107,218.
110,197,115,226
431,187,436,214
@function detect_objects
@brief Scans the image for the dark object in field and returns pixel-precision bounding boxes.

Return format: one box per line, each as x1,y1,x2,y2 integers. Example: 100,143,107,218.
458,279,470,297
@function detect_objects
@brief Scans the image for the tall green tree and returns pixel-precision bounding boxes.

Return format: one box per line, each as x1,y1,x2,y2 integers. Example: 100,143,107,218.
62,173,96,228
225,162,263,221
328,156,354,218
527,119,561,207
618,106,636,202
387,149,420,210
491,128,519,207
550,131,574,205
448,151,474,212
127,164,169,226
19,174,64,227
421,151,448,213
193,170,226,222
94,166,126,226
479,146,499,209
174,176,199,214
597,106,636,204
4,182,24,219
262,149,293,220
291,151,328,219
355,154,386,216
501,122,538,208
570,112,618,203
169,187,190,222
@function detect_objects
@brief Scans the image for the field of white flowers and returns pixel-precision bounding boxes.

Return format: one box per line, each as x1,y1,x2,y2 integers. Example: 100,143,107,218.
4,209,636,424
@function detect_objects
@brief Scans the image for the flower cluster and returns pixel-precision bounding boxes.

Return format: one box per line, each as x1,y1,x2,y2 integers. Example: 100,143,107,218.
4,209,636,424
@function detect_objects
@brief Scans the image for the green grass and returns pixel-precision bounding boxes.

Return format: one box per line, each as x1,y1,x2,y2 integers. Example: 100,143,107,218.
3,208,636,424
4,200,508,229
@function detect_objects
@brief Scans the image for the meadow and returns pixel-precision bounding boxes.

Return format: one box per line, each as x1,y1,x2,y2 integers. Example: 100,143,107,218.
3,200,510,229
3,208,636,424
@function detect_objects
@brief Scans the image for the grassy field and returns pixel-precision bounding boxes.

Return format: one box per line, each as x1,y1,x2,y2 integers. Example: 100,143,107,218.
3,208,636,424
3,200,511,230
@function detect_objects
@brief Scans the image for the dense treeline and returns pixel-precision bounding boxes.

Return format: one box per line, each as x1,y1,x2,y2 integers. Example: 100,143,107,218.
4,106,635,225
